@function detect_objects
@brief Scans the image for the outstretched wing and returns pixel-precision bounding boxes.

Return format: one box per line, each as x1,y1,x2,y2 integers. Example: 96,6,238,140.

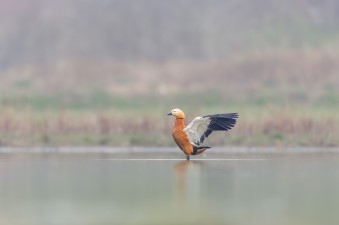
183,113,238,146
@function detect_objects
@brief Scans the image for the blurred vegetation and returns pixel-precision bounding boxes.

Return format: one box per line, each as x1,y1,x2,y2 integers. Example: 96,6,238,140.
0,50,338,147
0,0,338,146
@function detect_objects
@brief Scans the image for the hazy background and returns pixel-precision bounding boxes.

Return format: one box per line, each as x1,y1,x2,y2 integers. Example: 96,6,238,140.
0,0,338,146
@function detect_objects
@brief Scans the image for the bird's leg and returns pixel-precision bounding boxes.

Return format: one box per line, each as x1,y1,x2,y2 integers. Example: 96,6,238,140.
186,155,190,161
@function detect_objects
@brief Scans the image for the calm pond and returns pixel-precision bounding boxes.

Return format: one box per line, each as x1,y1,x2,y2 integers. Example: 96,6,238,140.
0,148,339,225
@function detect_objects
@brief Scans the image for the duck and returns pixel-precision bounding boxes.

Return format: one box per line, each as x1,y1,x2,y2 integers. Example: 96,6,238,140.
167,108,238,160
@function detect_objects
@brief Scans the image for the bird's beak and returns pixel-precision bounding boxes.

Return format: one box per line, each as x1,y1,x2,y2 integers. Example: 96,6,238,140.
167,112,173,116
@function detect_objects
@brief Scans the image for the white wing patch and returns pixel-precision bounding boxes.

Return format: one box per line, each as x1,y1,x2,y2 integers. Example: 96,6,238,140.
183,117,211,146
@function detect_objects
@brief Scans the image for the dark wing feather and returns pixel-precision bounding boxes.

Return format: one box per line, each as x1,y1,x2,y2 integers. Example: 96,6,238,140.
200,113,238,144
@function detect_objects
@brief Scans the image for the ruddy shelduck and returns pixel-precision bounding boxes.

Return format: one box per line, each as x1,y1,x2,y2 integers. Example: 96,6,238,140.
167,108,238,160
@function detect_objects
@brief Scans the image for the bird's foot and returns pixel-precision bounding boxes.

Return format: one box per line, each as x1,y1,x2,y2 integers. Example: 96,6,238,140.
186,155,190,161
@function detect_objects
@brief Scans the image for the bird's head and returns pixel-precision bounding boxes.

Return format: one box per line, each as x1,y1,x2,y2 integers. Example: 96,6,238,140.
167,108,185,119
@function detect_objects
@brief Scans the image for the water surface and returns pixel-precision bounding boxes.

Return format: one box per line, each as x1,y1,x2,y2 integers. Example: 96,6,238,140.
0,148,338,225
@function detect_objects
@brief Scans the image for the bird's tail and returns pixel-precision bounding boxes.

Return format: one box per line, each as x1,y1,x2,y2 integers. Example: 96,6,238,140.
192,145,211,155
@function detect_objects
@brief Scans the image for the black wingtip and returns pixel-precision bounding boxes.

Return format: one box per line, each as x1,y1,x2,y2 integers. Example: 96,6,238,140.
200,112,238,139
204,113,239,119
196,112,238,146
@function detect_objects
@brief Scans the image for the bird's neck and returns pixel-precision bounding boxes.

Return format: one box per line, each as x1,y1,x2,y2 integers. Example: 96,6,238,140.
174,118,185,128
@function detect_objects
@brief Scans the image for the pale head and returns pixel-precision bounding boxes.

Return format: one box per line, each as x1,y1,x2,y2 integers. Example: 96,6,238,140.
167,108,185,119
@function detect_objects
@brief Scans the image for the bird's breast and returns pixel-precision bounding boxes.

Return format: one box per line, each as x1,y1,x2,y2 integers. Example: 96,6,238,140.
172,128,185,143
172,128,192,155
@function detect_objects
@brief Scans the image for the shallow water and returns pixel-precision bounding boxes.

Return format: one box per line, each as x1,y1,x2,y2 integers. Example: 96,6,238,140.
0,148,339,225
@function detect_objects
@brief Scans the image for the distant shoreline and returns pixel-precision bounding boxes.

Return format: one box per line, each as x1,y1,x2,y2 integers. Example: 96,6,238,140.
1,146,339,154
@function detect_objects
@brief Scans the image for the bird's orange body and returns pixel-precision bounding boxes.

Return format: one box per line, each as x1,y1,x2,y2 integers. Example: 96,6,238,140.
171,118,193,156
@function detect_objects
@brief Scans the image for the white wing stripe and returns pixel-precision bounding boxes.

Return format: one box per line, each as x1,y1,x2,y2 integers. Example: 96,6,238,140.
183,117,211,146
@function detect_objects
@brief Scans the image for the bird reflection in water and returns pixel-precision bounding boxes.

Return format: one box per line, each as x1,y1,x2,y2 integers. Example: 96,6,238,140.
173,160,204,209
